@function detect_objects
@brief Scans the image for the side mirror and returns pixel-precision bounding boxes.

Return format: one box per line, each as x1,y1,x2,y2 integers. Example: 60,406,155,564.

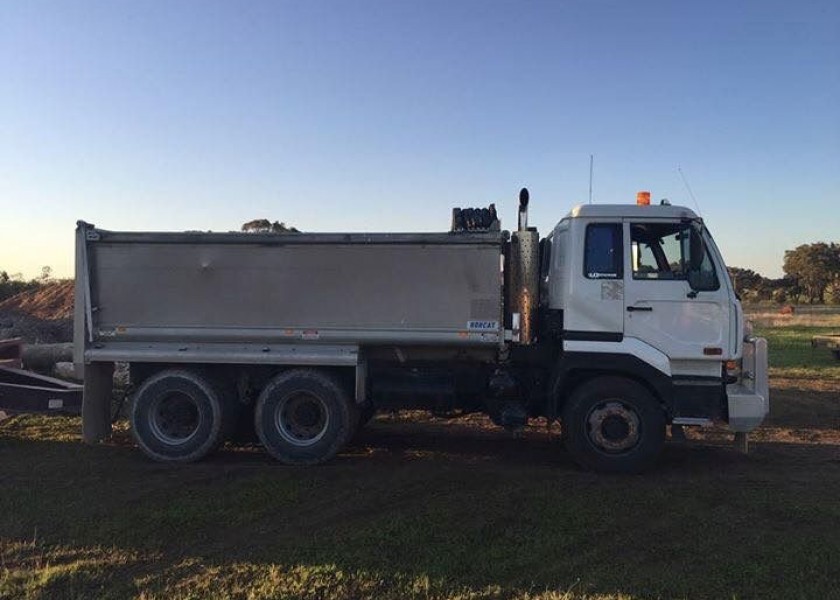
685,224,719,292
689,227,705,271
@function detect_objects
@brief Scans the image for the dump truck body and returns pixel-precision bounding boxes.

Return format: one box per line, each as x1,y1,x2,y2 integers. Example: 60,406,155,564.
76,228,505,355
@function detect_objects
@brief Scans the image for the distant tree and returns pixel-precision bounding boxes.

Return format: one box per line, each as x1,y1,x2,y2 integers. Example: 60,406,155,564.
241,219,299,233
241,219,272,233
725,266,812,305
39,265,52,281
783,242,840,304
270,221,298,233
827,281,840,305
0,268,42,302
768,276,801,304
727,267,771,301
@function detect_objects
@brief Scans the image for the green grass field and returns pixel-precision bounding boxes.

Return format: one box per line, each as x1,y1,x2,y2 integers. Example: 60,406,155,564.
1,315,839,600
748,308,840,376
754,325,840,380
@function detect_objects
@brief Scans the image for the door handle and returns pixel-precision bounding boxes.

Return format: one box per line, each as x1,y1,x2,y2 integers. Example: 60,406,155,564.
627,306,653,312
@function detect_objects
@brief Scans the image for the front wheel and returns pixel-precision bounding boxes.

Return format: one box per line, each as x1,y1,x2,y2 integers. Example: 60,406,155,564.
254,368,355,465
562,376,665,473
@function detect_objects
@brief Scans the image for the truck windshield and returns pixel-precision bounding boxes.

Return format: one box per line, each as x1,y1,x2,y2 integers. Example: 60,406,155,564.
630,222,719,291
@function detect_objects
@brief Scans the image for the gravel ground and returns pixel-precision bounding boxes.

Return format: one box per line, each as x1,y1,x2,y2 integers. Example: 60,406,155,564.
0,309,72,344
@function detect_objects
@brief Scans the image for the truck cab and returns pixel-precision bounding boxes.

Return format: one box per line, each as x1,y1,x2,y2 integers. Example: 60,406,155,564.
538,200,768,470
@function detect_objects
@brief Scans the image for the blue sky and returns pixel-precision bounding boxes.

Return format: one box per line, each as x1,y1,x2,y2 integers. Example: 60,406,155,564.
1,0,837,278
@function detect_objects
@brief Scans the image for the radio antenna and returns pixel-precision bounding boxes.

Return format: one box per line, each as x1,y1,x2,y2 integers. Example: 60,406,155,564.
678,166,702,216
588,154,594,204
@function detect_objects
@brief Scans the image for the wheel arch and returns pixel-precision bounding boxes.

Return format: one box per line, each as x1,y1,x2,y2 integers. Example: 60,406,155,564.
548,352,673,421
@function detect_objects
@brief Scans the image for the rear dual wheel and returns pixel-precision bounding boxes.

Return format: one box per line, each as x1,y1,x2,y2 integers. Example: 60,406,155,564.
563,376,665,473
130,369,236,463
254,369,357,465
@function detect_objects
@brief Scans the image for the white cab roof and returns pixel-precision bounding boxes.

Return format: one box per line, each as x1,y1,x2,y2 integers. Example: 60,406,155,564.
564,204,700,220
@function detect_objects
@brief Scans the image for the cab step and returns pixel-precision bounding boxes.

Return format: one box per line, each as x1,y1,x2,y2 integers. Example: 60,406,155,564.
672,417,713,426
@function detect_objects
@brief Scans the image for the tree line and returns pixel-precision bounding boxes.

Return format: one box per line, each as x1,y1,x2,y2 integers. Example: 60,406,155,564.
0,267,54,303
729,242,840,304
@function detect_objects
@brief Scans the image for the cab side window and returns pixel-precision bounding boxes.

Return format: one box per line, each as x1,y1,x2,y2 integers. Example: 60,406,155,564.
584,224,622,279
631,223,685,280
630,222,719,290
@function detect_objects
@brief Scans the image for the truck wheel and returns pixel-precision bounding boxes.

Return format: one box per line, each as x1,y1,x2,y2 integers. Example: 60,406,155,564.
254,369,355,465
130,369,226,462
562,376,665,473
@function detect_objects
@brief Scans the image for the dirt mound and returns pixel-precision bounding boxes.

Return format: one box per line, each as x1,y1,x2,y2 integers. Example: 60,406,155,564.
0,281,74,343
0,280,74,320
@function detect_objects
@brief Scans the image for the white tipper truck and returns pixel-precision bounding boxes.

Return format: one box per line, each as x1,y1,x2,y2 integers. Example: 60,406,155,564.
74,189,768,472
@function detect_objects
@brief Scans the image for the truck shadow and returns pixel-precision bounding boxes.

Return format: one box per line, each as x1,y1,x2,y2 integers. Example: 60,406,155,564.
345,421,570,468
340,415,839,472
108,412,840,473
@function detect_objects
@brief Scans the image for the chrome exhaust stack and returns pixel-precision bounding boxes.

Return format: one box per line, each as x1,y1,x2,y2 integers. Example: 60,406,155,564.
508,188,540,345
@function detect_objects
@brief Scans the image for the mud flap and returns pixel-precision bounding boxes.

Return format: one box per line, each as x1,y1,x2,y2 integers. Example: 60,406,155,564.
82,362,114,444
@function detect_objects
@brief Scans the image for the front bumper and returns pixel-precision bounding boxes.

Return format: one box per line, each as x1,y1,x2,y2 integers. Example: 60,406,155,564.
726,337,769,432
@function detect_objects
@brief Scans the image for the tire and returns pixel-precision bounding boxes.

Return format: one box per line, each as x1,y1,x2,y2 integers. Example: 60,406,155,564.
562,376,665,473
130,369,227,462
832,350,840,361
254,368,355,465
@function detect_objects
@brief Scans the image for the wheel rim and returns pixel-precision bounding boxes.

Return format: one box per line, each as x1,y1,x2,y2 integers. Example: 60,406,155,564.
585,400,641,454
149,391,201,445
274,391,330,447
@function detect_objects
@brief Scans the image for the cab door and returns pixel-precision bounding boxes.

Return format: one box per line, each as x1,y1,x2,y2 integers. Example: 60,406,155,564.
622,220,729,367
562,221,625,338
